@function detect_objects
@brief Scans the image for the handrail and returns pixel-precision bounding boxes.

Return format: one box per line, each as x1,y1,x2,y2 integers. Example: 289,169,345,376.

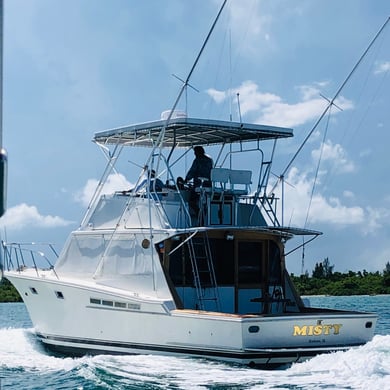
1,241,59,279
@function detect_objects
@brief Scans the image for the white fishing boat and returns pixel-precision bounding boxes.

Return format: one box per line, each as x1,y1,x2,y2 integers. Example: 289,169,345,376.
1,1,382,369
2,112,377,368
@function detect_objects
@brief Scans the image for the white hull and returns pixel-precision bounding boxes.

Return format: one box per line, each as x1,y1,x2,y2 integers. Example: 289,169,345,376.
6,270,376,367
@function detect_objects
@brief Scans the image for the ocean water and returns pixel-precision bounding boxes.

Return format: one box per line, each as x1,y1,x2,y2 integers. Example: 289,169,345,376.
0,296,389,389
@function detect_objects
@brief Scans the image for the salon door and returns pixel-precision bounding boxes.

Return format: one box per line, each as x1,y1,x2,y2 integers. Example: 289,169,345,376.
235,240,264,314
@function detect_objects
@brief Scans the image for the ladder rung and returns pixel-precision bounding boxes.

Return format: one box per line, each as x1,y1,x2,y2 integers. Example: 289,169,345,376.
186,233,220,311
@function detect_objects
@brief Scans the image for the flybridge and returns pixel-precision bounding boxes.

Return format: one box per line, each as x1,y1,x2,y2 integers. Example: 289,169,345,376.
93,117,293,147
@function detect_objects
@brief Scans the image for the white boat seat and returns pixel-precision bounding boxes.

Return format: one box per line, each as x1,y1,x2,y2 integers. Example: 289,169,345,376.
211,168,230,192
228,169,252,195
196,168,251,196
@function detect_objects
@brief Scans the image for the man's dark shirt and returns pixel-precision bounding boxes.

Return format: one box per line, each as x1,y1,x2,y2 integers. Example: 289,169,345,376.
185,154,213,187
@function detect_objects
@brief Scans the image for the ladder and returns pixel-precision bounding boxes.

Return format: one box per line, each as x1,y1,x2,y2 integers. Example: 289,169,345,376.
186,232,220,311
251,160,280,227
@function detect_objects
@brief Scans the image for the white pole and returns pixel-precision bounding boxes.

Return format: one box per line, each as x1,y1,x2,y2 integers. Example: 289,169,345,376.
0,0,7,217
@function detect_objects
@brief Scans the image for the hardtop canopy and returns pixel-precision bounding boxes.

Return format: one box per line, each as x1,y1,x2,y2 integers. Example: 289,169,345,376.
94,117,293,148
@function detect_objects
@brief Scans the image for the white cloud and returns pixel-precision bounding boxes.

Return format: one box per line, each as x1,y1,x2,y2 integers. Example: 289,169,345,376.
277,167,364,229
206,80,353,128
374,61,390,74
257,97,326,128
74,173,132,207
274,166,389,236
206,88,227,104
225,0,272,55
238,81,282,114
311,140,355,174
207,81,281,116
343,190,355,199
0,203,73,231
297,82,329,100
362,207,382,235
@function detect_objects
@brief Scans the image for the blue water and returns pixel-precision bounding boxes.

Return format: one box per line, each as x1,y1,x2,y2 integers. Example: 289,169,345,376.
0,296,389,389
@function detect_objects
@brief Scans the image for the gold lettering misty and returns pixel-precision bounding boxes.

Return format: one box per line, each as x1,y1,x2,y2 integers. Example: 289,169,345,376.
293,322,342,336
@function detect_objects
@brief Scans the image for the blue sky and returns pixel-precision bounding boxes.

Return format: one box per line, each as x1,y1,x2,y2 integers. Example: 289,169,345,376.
1,0,389,275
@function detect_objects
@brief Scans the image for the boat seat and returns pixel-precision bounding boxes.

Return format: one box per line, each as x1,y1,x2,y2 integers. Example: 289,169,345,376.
228,169,252,195
211,168,230,192
195,168,230,195
196,168,251,197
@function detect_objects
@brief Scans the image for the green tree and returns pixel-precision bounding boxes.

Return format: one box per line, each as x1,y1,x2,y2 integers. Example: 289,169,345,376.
312,262,324,278
291,262,390,296
0,278,22,302
383,261,390,288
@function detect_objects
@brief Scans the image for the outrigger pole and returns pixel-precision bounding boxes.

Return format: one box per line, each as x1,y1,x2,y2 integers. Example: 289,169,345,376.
276,16,390,274
0,0,6,281
0,0,7,218
271,16,390,217
147,0,227,163
279,16,390,184
280,16,390,188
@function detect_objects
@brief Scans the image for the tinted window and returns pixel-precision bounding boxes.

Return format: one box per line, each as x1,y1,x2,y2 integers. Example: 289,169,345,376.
238,242,262,284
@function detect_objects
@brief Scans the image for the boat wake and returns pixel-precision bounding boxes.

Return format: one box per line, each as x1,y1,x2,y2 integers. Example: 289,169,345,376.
0,328,389,389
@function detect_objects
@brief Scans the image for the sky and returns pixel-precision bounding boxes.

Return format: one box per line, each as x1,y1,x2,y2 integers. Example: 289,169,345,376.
1,0,389,275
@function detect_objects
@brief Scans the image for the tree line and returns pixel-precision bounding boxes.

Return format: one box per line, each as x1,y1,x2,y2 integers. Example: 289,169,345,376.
290,258,390,296
0,277,22,302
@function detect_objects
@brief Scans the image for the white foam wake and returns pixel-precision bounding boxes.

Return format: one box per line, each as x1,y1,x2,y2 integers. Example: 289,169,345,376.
0,328,78,371
0,328,389,389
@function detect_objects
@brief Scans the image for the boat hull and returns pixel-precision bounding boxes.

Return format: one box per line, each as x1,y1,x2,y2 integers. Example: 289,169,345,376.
5,271,377,368
36,332,355,368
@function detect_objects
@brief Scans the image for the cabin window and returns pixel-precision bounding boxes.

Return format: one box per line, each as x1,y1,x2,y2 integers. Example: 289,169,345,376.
54,235,107,277
90,298,101,304
29,287,38,294
168,240,193,286
237,242,263,284
128,303,141,310
168,237,235,287
55,291,64,299
269,240,282,283
212,238,234,285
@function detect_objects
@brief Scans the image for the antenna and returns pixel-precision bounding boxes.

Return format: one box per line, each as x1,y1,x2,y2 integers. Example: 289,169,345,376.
236,92,242,123
229,29,232,122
